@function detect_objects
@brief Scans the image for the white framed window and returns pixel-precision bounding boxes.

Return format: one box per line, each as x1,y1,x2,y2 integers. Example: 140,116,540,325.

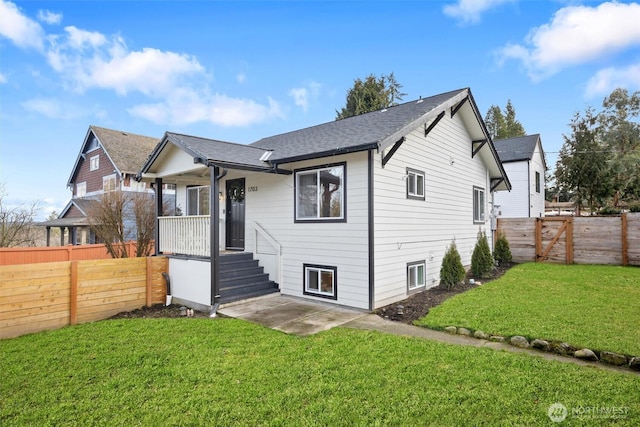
535,171,541,193
407,261,426,293
295,163,345,222
303,264,337,300
90,155,100,171
187,185,210,216
473,186,485,223
406,168,425,200
76,182,86,198
103,174,117,192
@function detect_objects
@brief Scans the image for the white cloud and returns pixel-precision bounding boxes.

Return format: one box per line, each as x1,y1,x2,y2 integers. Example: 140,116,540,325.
37,10,62,25
443,0,514,24
237,73,246,83
497,2,640,80
0,73,6,83
289,81,321,112
21,97,102,120
0,0,44,50
585,64,640,98
128,90,283,127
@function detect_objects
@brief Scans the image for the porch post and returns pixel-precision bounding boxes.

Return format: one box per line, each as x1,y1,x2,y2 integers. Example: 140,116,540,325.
154,178,163,255
210,165,221,312
46,226,51,247
60,227,66,246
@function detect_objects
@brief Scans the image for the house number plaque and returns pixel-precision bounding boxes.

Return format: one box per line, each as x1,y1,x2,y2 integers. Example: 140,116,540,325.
247,186,258,192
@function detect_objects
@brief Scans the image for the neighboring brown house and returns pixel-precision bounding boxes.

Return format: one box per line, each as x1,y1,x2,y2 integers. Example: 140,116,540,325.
40,125,168,246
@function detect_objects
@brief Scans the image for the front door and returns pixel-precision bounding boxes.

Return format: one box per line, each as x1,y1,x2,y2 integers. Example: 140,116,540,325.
225,178,245,250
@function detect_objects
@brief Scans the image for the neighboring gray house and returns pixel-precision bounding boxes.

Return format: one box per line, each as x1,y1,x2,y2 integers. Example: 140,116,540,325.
493,134,546,218
40,126,171,246
139,88,511,312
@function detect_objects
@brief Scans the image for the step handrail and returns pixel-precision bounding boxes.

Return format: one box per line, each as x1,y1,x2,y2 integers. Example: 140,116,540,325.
253,221,282,285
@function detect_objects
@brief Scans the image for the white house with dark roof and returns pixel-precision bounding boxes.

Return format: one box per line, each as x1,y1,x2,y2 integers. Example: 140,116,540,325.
493,134,546,218
139,88,511,312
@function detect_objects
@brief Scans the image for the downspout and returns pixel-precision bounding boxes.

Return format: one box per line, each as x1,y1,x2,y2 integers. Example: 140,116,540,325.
368,148,375,311
527,161,531,217
209,164,227,317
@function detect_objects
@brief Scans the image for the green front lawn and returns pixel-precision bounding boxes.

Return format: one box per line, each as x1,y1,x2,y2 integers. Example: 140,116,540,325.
417,263,640,355
1,318,639,426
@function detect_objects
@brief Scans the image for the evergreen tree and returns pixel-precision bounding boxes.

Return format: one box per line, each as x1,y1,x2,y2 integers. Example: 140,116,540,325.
440,240,465,289
485,100,526,139
336,72,406,120
471,230,494,278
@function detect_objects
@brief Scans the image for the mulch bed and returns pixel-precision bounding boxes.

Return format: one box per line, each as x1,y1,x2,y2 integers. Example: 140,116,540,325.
375,263,515,324
110,263,515,323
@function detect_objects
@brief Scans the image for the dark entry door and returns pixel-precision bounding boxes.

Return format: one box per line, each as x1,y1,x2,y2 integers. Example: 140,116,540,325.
226,178,245,250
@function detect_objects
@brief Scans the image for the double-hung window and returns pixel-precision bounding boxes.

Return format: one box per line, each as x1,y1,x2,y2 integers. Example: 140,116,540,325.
406,168,425,200
103,174,116,192
303,264,337,299
90,155,100,171
295,163,345,222
407,261,426,293
473,186,485,223
187,185,210,216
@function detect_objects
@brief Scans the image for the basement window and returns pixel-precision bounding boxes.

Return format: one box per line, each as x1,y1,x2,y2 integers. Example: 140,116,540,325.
303,264,337,300
407,261,426,294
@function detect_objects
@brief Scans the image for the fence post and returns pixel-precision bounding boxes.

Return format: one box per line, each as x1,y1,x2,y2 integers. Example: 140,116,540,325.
70,261,78,325
535,218,542,262
622,213,628,266
67,245,73,261
146,257,153,307
566,217,574,265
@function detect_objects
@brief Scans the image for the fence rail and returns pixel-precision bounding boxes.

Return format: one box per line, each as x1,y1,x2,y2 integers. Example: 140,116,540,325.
0,242,140,266
0,256,168,339
497,213,640,266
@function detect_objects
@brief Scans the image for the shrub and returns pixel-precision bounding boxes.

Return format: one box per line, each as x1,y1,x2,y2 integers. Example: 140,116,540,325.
440,240,465,289
493,232,512,265
599,206,622,215
629,203,640,213
471,230,494,278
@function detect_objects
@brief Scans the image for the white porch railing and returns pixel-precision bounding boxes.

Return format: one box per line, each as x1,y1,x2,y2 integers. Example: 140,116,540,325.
159,216,210,257
253,221,282,285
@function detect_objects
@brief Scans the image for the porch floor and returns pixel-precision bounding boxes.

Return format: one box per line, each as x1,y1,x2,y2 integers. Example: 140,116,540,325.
218,294,368,336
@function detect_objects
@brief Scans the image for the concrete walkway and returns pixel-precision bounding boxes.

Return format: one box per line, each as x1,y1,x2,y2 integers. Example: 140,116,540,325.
220,294,638,376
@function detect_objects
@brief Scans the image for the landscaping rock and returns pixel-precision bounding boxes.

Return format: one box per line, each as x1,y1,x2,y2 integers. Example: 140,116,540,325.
510,336,530,348
600,351,627,366
574,349,598,362
457,327,471,336
444,326,458,334
489,335,506,343
550,342,575,356
629,357,640,371
531,339,551,352
473,330,490,340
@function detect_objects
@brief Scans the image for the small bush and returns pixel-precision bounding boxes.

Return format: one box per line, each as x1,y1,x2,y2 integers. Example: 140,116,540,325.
599,206,622,215
493,232,512,265
440,240,465,289
629,203,640,213
471,230,494,278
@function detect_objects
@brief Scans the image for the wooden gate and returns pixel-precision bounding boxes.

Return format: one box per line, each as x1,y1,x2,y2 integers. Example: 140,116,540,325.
535,217,573,264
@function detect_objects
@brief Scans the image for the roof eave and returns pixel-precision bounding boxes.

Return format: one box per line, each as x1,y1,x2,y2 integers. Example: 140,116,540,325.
270,142,379,165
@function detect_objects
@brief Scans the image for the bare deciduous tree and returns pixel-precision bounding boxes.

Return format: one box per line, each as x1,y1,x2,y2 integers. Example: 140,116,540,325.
0,183,40,247
87,190,165,258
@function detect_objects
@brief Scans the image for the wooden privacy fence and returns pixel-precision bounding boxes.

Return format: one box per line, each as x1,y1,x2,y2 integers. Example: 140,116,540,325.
497,213,640,266
0,242,142,266
0,256,168,339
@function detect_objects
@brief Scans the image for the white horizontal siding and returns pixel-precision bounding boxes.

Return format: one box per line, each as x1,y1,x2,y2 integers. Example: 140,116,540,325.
530,142,546,218
495,161,530,218
238,152,370,310
373,112,492,309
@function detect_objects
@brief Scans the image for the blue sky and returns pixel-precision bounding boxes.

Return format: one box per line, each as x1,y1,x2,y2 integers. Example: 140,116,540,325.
1,0,639,220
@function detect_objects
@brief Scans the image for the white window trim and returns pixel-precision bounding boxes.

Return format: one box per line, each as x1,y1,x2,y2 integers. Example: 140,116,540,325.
103,174,117,192
407,261,426,293
295,163,345,222
76,182,86,198
90,155,100,171
303,264,337,300
406,168,425,200
473,186,485,223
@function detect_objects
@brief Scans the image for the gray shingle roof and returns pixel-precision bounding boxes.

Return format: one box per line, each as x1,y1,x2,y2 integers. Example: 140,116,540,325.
91,126,159,174
494,134,541,163
251,88,468,163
